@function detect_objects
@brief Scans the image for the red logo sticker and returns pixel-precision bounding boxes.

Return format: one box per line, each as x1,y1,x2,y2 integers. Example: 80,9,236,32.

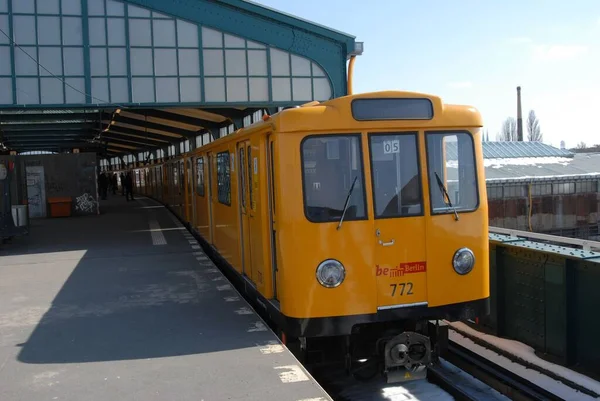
376,261,427,277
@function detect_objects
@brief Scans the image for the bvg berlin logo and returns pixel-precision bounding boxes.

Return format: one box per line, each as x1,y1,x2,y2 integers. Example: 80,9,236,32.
376,261,427,277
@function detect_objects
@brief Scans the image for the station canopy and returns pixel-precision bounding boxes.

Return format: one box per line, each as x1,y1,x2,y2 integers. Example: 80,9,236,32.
0,0,361,159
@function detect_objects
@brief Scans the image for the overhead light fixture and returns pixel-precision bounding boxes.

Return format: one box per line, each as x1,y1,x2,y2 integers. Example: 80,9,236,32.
349,41,364,57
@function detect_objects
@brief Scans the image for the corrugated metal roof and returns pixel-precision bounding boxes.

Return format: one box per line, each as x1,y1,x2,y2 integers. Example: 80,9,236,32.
483,153,600,181
445,141,574,160
446,152,600,182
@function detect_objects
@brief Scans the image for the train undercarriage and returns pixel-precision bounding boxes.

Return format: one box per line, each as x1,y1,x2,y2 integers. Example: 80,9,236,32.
286,319,449,383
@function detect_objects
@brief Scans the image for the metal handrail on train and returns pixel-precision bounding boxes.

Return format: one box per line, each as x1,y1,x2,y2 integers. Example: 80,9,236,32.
489,226,600,251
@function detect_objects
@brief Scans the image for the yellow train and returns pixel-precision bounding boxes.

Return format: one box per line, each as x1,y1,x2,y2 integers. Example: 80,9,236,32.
124,91,490,382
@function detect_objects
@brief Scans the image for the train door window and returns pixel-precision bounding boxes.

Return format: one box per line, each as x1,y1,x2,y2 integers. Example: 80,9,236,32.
425,131,478,214
368,133,423,218
238,147,246,207
216,151,231,205
187,159,193,192
158,166,162,191
269,141,275,213
179,160,185,192
196,156,205,196
247,145,253,210
301,134,367,222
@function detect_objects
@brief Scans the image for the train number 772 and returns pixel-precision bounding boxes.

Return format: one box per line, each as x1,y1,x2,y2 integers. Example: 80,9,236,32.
390,282,413,296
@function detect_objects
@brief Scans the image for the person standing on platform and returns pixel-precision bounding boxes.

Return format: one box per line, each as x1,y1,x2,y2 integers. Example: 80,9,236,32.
120,172,126,196
98,172,108,200
112,174,118,195
125,172,134,201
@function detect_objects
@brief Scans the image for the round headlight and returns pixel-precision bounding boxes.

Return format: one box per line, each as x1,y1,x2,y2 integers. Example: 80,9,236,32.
316,259,345,288
452,248,475,275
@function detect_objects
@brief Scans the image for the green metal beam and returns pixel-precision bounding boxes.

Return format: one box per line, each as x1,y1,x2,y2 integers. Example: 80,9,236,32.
126,109,225,131
0,112,101,123
1,131,96,139
112,115,195,138
103,125,178,143
1,123,99,131
100,135,165,148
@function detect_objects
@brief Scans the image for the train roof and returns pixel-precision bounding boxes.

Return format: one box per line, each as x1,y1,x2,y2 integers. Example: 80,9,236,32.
195,91,483,149
268,91,483,133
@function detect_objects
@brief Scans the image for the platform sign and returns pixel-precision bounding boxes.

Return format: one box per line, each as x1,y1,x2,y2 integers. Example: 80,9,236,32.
383,140,400,154
25,166,46,218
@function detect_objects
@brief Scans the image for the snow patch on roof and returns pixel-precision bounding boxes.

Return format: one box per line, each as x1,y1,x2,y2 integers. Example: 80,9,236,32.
447,321,600,398
484,156,573,168
446,156,574,169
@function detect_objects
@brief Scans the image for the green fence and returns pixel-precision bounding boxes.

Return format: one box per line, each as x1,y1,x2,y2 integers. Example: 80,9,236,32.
479,232,600,377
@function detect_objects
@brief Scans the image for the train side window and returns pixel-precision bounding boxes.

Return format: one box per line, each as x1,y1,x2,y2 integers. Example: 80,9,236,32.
425,131,478,214
301,134,367,223
196,156,205,196
369,133,423,218
216,151,231,206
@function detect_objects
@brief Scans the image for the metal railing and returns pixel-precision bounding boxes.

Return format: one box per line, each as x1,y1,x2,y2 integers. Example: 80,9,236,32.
489,226,600,251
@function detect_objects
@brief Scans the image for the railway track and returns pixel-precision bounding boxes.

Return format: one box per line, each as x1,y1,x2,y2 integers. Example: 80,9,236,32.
428,341,566,401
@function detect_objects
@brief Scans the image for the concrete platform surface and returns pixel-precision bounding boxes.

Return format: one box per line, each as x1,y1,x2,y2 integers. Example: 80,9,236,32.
0,195,331,401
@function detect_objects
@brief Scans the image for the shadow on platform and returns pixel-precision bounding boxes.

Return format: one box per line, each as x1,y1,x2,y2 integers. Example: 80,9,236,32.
0,195,266,365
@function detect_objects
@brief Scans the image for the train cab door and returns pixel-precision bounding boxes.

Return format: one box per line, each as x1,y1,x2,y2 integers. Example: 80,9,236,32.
206,152,215,243
369,132,428,310
236,141,253,279
266,135,278,300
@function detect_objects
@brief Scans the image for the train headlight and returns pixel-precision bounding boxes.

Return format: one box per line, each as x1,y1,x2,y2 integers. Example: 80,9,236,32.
316,259,345,288
452,248,475,275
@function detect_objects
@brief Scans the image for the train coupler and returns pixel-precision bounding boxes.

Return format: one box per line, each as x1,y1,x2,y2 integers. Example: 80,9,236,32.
383,331,431,383
428,319,449,361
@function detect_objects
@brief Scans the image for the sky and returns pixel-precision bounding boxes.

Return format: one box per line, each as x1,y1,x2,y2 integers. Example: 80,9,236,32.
254,0,600,149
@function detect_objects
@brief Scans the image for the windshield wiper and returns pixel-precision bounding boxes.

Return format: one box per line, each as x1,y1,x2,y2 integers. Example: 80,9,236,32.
434,172,459,221
337,176,358,230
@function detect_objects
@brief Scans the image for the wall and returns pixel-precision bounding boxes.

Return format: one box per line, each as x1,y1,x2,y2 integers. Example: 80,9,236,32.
0,153,99,217
487,182,600,240
480,235,600,379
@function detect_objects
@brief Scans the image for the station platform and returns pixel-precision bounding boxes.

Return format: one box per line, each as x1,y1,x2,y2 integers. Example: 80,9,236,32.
0,195,330,401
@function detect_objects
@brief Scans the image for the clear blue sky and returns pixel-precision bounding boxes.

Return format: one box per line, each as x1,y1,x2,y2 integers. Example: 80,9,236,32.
255,0,600,149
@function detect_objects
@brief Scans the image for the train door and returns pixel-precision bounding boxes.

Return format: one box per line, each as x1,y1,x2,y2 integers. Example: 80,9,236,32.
266,135,278,299
368,132,428,310
206,152,215,243
179,159,185,216
236,141,253,279
190,157,197,227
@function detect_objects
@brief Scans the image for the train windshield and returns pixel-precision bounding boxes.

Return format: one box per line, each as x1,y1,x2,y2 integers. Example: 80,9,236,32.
368,133,423,218
301,135,367,223
426,132,478,214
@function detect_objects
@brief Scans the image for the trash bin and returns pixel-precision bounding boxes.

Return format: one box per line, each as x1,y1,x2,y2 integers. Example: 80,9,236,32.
48,197,72,217
11,205,29,227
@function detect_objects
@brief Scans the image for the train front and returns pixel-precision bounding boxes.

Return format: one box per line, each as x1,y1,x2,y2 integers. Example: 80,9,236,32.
275,95,490,381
